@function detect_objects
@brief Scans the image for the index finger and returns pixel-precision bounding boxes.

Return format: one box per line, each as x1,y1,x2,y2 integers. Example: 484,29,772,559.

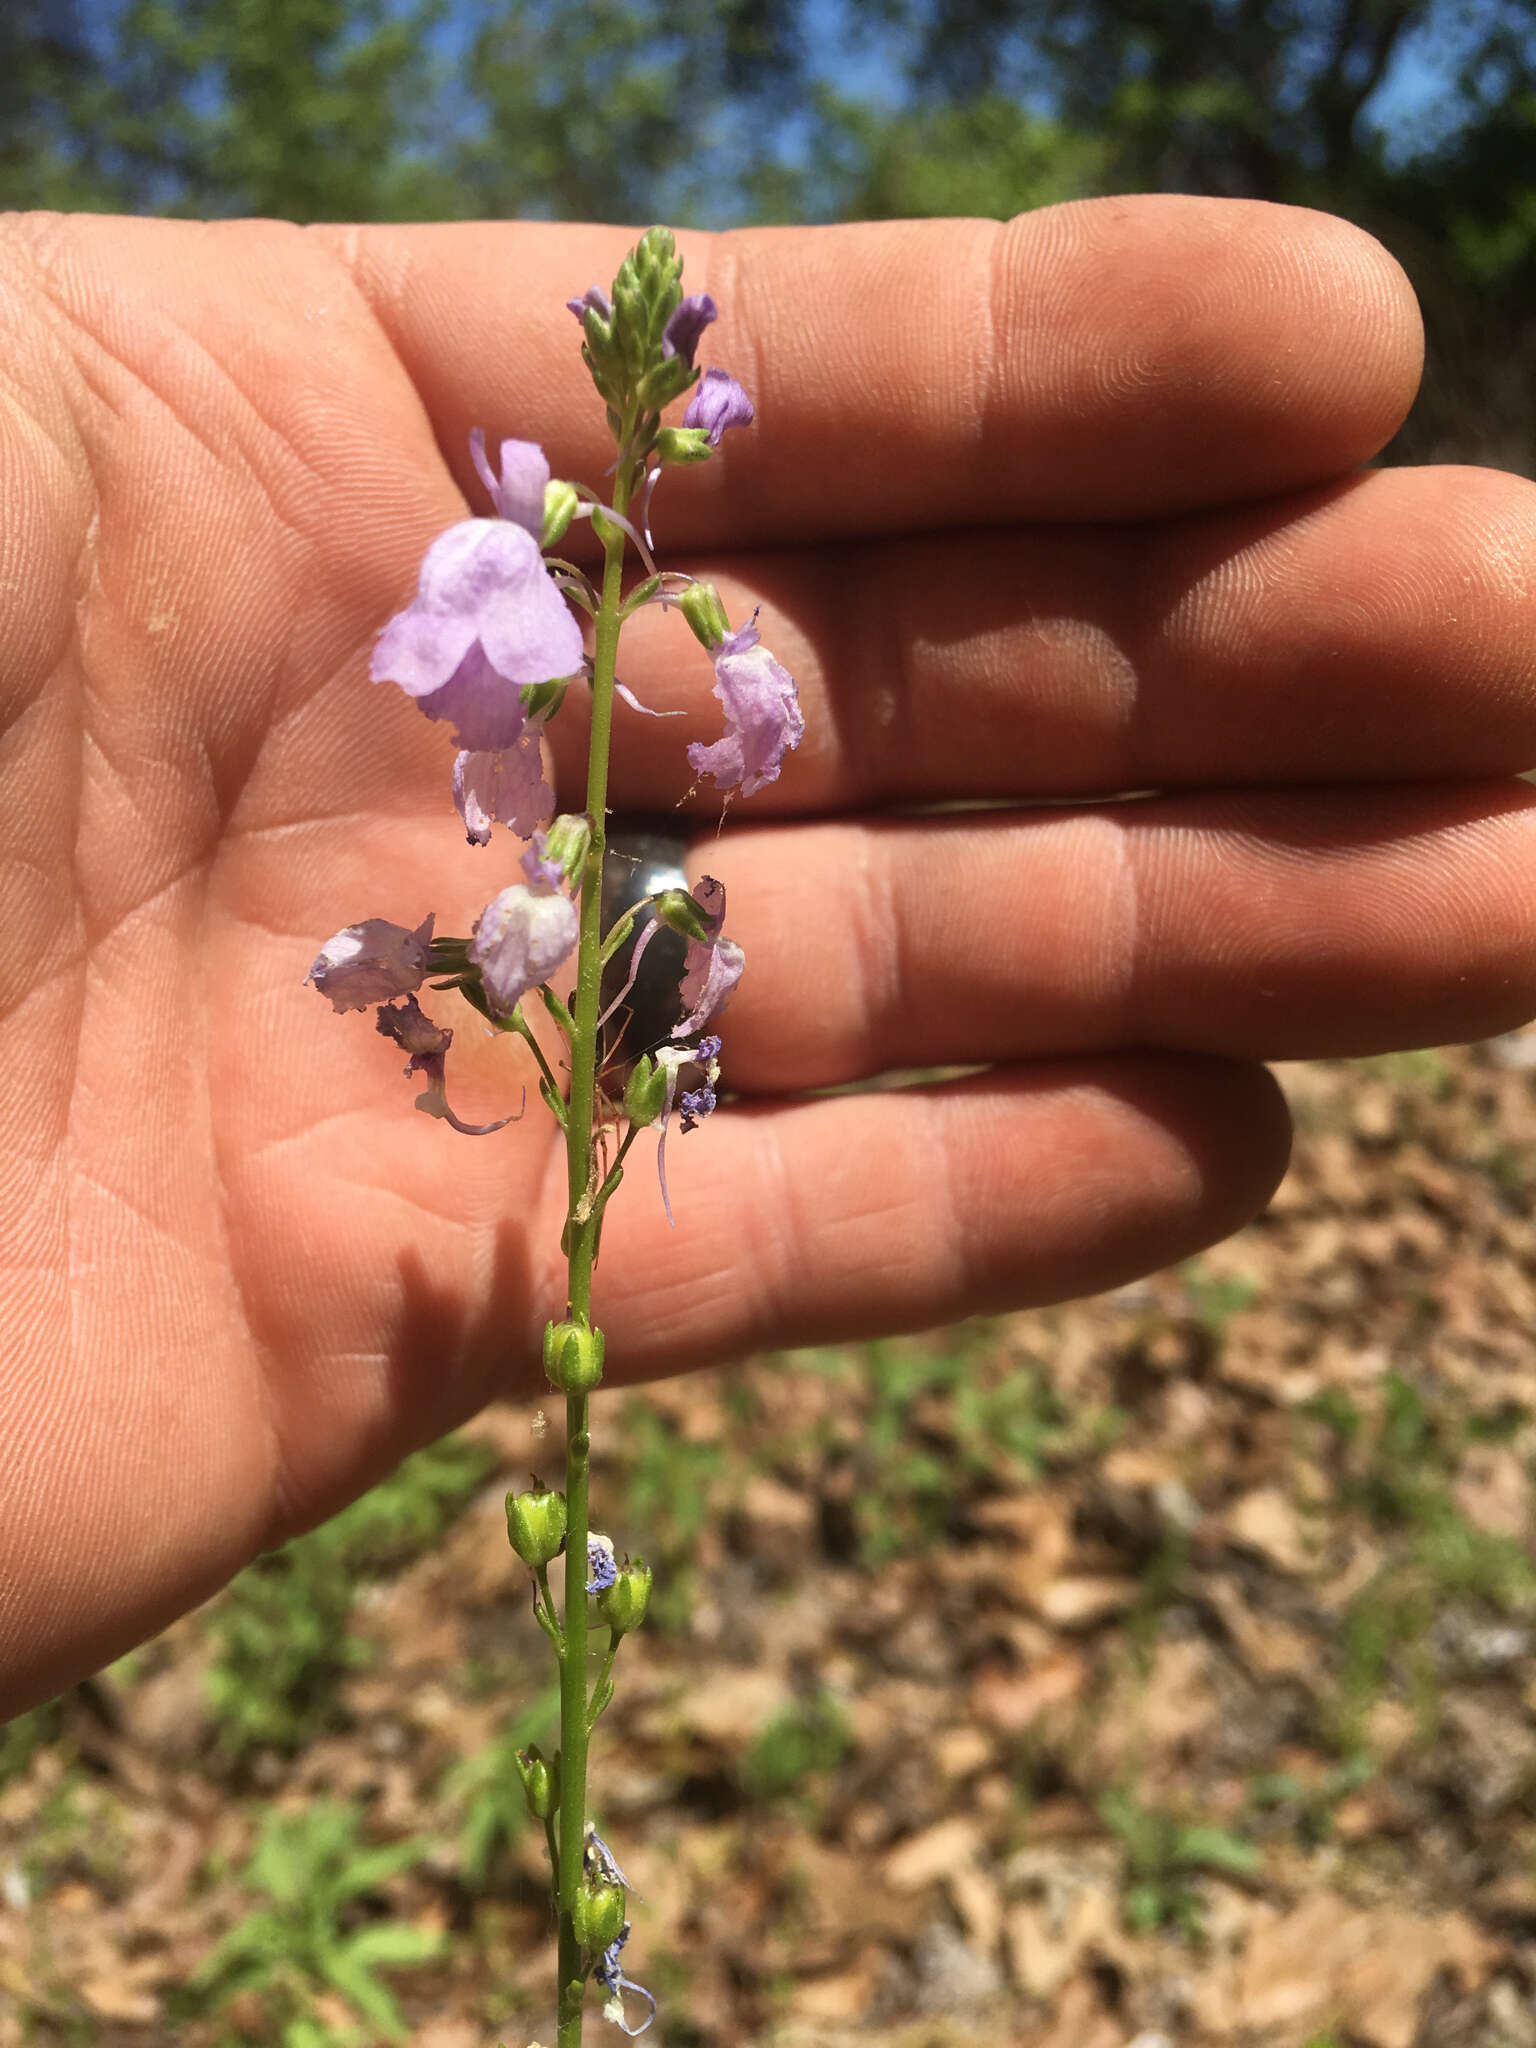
326,198,1423,547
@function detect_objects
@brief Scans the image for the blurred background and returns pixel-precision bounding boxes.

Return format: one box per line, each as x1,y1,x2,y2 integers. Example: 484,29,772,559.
4,6,1536,2046
4,0,1536,466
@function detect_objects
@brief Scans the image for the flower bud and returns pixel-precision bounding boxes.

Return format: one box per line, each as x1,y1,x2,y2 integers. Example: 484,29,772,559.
635,356,698,413
542,813,593,887
506,1480,567,1568
572,1878,627,1952
541,479,579,550
622,1054,669,1129
597,1558,653,1639
544,1318,605,1393
679,580,731,652
520,677,569,722
515,1744,560,1821
653,888,711,941
652,425,714,466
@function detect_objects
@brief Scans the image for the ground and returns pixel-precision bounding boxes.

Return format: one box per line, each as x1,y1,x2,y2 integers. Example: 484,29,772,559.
3,1036,1536,2048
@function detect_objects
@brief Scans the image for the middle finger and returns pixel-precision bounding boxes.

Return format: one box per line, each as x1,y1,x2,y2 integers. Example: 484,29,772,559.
572,463,1536,812
697,781,1536,1091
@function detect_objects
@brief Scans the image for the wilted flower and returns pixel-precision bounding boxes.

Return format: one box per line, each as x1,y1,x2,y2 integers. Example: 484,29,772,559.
469,872,579,1019
586,1534,618,1594
375,996,513,1136
673,878,744,1038
371,519,583,752
452,729,554,845
682,366,753,446
654,1035,722,1226
469,428,549,534
688,614,803,800
595,1926,656,2037
661,293,716,366
306,916,434,1013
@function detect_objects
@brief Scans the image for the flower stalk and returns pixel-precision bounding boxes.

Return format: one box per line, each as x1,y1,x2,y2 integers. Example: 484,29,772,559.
305,226,801,2043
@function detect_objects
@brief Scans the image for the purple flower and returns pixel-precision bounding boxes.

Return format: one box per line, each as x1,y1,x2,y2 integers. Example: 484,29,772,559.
306,915,434,1013
673,879,744,1038
469,428,548,534
687,618,804,800
469,874,579,1019
586,1533,618,1594
375,996,513,1136
661,293,717,366
452,728,554,846
654,1036,723,1226
682,367,754,446
371,520,584,753
567,284,612,323
520,828,568,890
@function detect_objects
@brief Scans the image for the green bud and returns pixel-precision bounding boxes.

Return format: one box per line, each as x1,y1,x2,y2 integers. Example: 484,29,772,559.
572,1877,627,1952
544,1318,605,1393
679,580,731,652
597,1558,653,1638
636,355,698,414
542,812,592,886
654,887,710,941
622,1054,669,1129
653,425,713,466
541,479,579,551
520,677,570,722
514,1744,560,1821
506,1480,567,1569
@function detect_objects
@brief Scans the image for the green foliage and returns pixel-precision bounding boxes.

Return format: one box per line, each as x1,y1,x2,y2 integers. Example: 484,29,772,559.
1246,1752,1375,1847
189,1800,443,2046
1318,1372,1536,1748
0,1699,62,1786
740,1690,854,1802
1178,1259,1260,1335
797,88,1111,220
809,1327,1098,1564
614,1399,724,1629
88,0,457,220
1100,1787,1259,1939
448,0,802,226
438,1681,561,1890
205,1433,497,1760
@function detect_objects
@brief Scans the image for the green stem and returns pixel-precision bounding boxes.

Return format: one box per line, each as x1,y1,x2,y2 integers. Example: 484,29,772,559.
587,1632,620,1732
555,456,636,2048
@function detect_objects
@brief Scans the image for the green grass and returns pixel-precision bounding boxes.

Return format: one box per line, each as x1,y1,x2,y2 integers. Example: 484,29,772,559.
740,1690,854,1803
205,1433,499,1760
186,1800,443,2047
1099,1787,1260,1939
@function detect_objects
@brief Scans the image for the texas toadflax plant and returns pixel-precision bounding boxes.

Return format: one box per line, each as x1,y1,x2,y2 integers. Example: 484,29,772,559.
306,228,801,2044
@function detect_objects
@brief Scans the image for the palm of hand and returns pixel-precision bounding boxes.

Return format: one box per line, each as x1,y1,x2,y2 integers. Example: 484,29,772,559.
3,203,1534,1708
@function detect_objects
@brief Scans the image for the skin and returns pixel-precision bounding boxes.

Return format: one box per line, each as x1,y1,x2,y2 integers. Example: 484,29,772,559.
2,199,1534,1714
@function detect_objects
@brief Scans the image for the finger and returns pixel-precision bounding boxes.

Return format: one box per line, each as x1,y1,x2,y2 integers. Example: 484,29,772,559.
682,782,1536,1092
562,462,1536,813
329,198,1422,545
586,1055,1291,1377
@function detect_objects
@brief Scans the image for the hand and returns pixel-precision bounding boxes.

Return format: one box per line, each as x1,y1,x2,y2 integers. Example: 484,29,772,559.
3,200,1532,1709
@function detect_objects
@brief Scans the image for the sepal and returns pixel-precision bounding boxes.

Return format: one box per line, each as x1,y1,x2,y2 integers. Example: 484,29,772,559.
506,1480,568,1568
572,1878,627,1952
514,1744,560,1822
679,581,731,651
622,1055,668,1129
543,1318,605,1393
653,425,713,466
597,1559,653,1639
541,480,579,550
